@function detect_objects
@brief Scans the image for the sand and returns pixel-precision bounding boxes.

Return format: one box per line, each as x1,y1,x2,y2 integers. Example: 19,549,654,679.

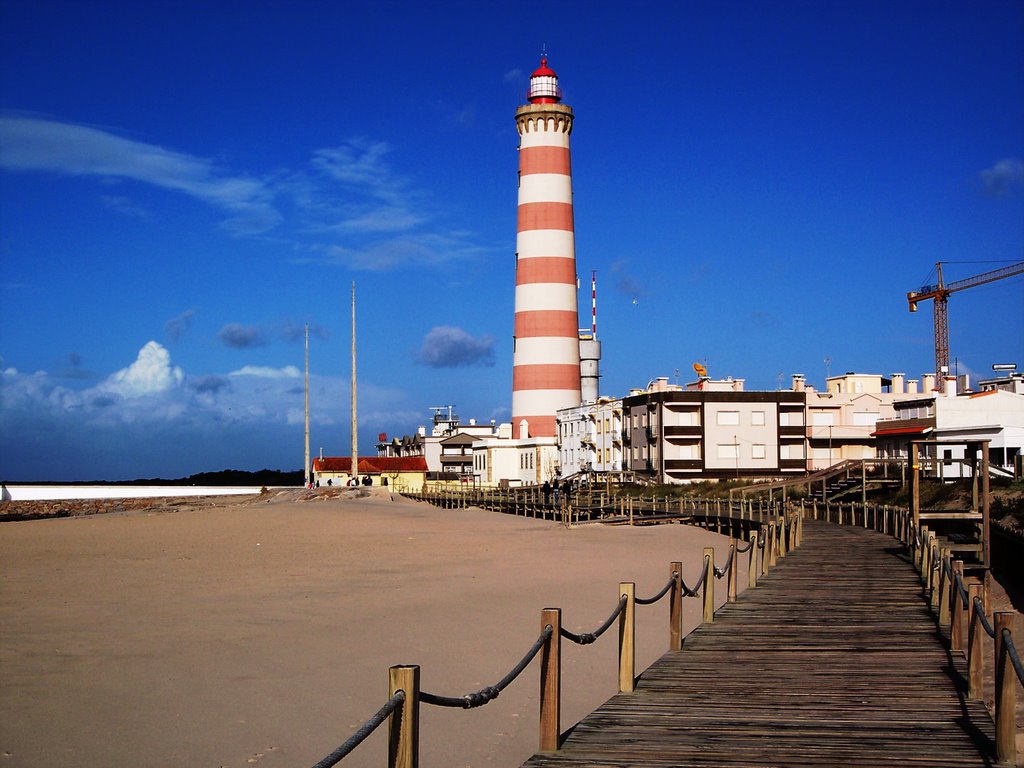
0,491,734,768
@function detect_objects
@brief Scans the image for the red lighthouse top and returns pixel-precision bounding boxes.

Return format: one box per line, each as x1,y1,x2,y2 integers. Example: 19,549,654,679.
527,56,562,104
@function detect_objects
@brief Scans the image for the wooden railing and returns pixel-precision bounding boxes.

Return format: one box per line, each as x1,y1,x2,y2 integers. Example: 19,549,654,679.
310,512,801,767
313,487,1022,766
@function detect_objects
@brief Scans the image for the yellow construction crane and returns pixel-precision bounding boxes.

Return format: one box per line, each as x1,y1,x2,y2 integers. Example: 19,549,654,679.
907,260,1024,384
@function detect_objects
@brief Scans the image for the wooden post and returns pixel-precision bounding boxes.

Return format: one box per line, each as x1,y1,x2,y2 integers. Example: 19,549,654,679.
670,561,682,651
938,548,951,626
748,531,759,589
928,532,939,608
918,526,930,582
994,612,1016,765
389,665,420,768
702,548,715,623
967,584,984,700
910,441,920,528
727,540,738,603
618,582,635,693
768,522,778,568
539,608,561,752
950,560,965,654
760,528,769,577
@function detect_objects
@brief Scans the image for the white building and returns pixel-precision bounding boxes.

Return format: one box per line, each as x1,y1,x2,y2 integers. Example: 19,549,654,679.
875,379,1024,473
556,397,624,481
470,421,559,487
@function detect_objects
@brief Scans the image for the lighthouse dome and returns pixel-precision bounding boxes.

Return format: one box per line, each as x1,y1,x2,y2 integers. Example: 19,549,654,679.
527,56,562,104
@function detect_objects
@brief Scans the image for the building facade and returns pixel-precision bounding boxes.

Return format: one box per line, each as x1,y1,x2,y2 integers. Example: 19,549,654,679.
623,377,807,483
556,397,625,481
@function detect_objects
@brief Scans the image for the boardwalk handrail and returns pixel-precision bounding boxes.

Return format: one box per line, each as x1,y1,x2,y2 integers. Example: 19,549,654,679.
805,496,1021,765
310,516,791,767
418,625,553,708
559,596,627,644
311,691,406,768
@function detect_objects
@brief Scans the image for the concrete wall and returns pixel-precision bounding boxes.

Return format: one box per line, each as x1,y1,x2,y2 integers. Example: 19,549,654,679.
1,485,263,502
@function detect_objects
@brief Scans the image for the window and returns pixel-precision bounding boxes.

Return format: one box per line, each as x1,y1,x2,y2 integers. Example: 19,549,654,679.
779,410,805,427
853,411,878,426
716,411,740,426
812,412,835,426
717,443,738,459
751,411,766,426
752,444,766,460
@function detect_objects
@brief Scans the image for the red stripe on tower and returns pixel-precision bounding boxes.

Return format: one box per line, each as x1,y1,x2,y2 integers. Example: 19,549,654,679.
512,56,581,438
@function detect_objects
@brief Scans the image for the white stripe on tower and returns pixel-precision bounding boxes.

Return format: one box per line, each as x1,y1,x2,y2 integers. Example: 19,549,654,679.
512,56,581,438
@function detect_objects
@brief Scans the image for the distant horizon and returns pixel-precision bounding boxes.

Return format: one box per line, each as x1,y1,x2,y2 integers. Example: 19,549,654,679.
2,2,1021,481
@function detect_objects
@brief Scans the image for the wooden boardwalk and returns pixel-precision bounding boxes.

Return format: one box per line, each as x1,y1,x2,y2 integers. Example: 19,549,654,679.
522,520,996,768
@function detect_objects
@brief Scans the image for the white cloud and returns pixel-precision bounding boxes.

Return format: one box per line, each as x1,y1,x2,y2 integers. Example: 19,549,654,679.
979,158,1024,197
100,341,183,397
229,365,301,379
0,115,281,234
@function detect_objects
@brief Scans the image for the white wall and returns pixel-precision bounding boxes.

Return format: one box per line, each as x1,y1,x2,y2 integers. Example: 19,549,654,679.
1,485,263,501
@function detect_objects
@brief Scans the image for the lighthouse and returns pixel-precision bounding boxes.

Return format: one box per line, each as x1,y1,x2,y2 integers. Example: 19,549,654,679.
512,56,581,437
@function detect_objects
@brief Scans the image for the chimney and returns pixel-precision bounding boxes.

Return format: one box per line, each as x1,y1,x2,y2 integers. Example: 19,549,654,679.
957,374,971,394
891,373,905,394
922,373,935,391
907,379,919,394
944,376,957,397
791,374,806,392
519,419,530,440
732,378,745,391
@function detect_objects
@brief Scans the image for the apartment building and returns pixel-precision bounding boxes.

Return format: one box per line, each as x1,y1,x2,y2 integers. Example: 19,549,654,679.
556,397,625,480
623,377,807,483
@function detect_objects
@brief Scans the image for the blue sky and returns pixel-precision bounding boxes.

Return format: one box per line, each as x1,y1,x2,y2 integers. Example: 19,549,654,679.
1,1,1022,481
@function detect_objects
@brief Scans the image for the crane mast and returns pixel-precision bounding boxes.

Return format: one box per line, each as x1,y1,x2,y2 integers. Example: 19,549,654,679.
907,261,1024,385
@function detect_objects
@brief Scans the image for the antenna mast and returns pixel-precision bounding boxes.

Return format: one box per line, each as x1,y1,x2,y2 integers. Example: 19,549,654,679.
304,323,310,488
351,282,358,484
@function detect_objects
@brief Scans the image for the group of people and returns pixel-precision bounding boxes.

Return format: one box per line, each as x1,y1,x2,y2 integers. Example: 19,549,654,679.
310,475,389,489
541,477,576,505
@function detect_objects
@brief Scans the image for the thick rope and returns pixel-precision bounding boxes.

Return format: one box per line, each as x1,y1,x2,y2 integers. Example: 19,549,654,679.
420,625,553,708
680,556,710,598
714,546,735,579
635,574,677,606
954,572,970,608
735,540,754,554
311,691,405,768
561,595,628,645
1004,629,1024,686
972,596,997,639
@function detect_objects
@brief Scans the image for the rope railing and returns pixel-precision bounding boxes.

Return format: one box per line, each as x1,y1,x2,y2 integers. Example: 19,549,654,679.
635,574,677,606
311,691,406,768
311,516,795,767
560,596,627,645
1004,630,1024,687
714,545,734,579
420,626,553,708
793,496,1019,764
971,596,997,639
680,555,710,597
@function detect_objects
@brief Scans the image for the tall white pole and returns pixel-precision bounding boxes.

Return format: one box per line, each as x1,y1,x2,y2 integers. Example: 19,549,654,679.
304,322,310,488
351,282,358,484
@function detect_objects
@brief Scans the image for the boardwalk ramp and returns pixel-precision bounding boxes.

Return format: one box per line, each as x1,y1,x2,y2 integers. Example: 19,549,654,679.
523,520,995,768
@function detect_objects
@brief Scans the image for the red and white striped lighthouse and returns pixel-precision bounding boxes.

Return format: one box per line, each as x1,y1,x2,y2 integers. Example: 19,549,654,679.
512,56,581,437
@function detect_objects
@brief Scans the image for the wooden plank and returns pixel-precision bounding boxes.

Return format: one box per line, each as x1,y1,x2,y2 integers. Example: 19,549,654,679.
520,520,996,768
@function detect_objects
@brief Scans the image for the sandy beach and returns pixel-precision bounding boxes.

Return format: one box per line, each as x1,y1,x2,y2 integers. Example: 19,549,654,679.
0,490,734,768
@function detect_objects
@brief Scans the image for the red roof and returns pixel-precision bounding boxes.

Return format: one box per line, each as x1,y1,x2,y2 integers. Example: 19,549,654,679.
531,56,557,78
872,426,933,437
312,456,428,473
